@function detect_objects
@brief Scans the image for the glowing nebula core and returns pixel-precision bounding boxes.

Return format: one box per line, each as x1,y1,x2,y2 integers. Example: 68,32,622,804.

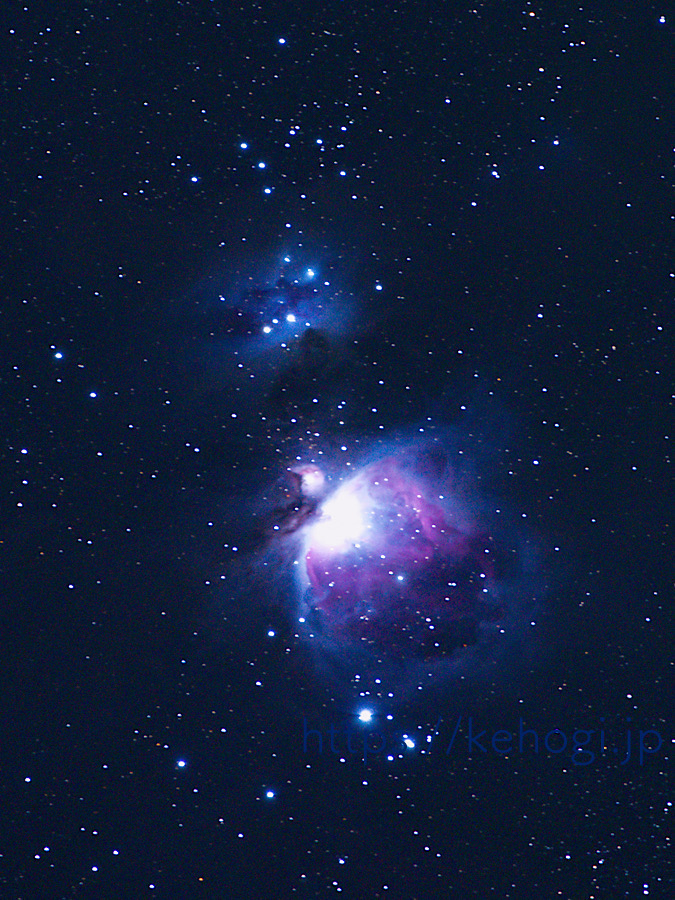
297,452,504,660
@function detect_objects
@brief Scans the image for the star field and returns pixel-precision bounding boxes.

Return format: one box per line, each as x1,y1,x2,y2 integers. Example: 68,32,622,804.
1,2,672,897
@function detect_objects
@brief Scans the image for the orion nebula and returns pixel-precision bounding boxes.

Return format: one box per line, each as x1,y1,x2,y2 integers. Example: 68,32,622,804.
210,259,539,701
303,454,500,650
260,438,532,698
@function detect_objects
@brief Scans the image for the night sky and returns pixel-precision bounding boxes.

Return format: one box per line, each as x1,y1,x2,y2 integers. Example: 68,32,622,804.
2,2,673,898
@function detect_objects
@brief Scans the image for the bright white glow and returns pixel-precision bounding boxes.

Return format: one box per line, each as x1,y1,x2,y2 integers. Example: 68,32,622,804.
310,485,366,552
265,789,275,798
293,464,324,497
262,325,272,334
358,709,373,723
403,737,415,749
286,313,296,323
306,268,315,278
54,351,63,359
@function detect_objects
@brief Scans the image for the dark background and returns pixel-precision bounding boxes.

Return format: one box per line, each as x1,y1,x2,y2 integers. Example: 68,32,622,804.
1,2,672,897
